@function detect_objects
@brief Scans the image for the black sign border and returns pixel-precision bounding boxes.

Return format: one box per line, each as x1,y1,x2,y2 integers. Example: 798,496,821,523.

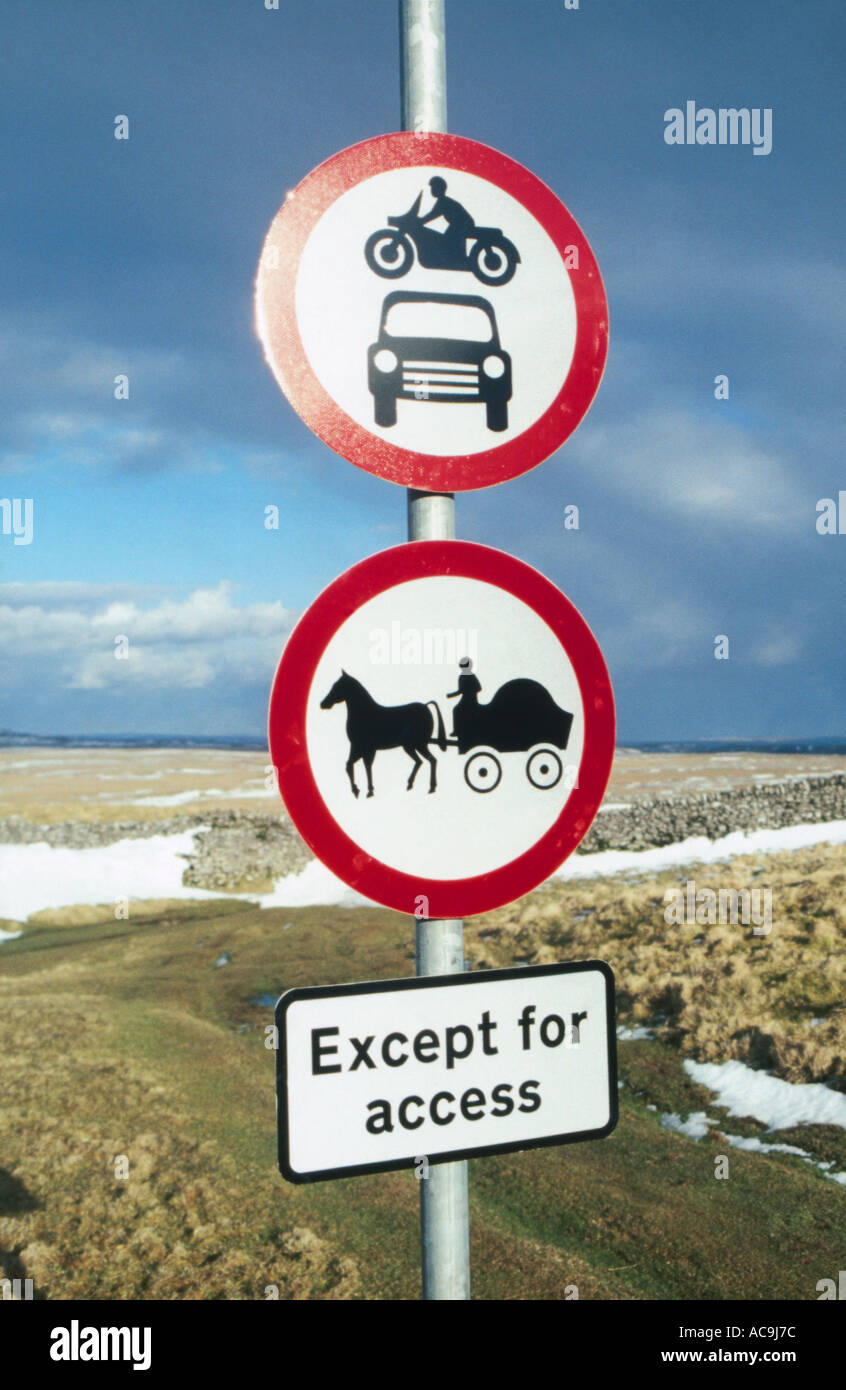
275,959,618,1183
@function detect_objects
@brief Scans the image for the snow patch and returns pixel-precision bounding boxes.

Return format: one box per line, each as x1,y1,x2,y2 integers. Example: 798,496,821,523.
0,829,223,923
658,1058,846,1188
723,1134,809,1158
259,858,373,909
683,1058,846,1132
555,819,846,881
661,1111,712,1139
133,785,272,807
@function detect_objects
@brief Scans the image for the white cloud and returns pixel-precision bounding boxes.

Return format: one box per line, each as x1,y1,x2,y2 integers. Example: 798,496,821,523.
89,583,287,644
3,414,224,475
0,326,186,398
527,520,717,671
0,580,294,693
750,629,803,667
0,581,175,606
568,406,802,527
0,319,223,476
606,226,846,340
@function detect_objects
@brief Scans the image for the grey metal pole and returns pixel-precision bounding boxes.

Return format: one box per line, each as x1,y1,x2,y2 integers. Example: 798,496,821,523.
400,0,470,1302
415,917,470,1300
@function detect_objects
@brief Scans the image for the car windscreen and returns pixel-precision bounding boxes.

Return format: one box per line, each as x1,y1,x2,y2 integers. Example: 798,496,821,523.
383,301,494,342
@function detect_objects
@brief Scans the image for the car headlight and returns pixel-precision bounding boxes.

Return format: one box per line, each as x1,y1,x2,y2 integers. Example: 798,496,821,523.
482,354,505,379
374,349,398,373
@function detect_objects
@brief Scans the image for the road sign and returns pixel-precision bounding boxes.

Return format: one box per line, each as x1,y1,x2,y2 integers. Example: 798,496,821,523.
275,960,617,1183
255,132,608,492
268,540,615,917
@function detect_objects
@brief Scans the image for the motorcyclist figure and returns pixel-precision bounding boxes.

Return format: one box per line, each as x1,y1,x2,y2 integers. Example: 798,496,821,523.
419,177,476,267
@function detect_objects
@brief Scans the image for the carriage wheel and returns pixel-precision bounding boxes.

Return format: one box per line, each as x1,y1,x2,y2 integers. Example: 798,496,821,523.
464,750,502,793
526,748,563,789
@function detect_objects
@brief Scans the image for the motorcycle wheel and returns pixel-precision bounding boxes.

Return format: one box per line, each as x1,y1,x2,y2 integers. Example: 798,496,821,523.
470,239,518,286
364,231,414,278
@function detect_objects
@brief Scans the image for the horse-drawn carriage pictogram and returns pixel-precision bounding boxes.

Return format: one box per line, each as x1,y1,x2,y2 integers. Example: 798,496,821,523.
320,668,574,798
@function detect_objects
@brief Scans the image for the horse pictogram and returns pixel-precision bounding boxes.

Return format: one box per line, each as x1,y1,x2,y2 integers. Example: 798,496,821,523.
320,671,447,798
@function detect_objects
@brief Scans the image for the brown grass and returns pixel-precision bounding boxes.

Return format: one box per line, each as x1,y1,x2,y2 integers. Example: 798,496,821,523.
466,843,846,1090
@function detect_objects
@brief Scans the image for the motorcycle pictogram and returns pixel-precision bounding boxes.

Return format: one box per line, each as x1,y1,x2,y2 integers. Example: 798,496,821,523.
364,178,521,286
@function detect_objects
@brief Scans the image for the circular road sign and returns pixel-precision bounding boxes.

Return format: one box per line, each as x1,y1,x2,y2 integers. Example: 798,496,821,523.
256,132,608,492
268,541,615,917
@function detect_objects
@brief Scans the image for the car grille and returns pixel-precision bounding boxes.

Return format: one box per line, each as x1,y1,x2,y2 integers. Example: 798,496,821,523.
402,360,480,396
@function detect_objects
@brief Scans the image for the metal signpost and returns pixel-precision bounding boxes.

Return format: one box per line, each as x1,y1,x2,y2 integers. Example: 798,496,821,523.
402,7,466,1292
257,0,614,1300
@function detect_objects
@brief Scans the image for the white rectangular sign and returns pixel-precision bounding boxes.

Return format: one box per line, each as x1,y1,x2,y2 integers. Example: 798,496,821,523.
275,960,617,1182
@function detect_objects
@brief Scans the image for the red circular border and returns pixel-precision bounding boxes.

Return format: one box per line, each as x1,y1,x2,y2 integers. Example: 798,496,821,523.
268,542,615,917
255,132,608,492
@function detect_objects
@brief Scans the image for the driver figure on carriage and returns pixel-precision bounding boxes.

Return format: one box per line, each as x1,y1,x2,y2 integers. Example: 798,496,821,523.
446,666,483,751
446,661,573,757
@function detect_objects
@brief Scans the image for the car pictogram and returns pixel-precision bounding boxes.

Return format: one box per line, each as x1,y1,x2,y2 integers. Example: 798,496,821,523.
367,291,512,432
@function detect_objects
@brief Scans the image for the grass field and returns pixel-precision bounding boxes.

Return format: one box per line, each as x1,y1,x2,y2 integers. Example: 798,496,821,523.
1,842,844,1300
4,745,846,824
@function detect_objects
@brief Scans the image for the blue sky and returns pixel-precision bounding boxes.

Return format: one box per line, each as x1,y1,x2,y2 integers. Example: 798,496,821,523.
1,0,843,739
